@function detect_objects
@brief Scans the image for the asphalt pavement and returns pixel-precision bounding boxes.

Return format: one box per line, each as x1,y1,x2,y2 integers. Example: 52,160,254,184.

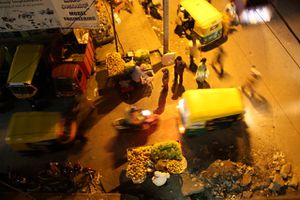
1,0,300,199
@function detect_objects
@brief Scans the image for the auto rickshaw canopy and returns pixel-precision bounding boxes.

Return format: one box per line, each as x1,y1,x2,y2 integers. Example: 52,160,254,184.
182,88,244,124
180,0,223,29
7,44,43,84
5,112,63,144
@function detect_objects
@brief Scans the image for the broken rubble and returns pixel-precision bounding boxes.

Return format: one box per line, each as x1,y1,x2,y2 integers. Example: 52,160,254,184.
273,173,285,188
267,173,286,194
240,173,252,187
280,163,291,179
187,152,299,199
288,176,298,189
242,190,253,199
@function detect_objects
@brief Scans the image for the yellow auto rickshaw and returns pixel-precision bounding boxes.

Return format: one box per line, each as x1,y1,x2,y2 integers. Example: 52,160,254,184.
180,0,223,45
6,44,46,100
5,112,77,152
178,88,244,135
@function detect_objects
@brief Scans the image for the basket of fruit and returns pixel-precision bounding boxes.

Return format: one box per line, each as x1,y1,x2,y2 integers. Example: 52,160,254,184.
106,52,125,77
126,141,187,184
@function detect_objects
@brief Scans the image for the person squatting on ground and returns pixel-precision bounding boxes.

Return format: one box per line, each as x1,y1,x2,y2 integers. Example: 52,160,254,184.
162,68,169,90
174,6,189,37
195,57,209,88
174,56,187,85
188,38,201,71
241,65,261,97
211,46,226,77
131,65,153,86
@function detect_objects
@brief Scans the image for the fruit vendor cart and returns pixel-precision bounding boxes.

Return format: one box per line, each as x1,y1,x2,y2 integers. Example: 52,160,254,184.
105,49,155,94
126,141,187,184
106,49,154,78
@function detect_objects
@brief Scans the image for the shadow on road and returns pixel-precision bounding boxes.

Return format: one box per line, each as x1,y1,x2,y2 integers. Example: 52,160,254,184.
121,84,153,105
180,121,252,173
172,83,185,100
243,92,271,113
154,88,168,114
106,124,157,169
196,80,211,89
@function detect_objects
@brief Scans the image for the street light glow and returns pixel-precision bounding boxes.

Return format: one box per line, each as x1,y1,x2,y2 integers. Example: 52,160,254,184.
240,6,272,24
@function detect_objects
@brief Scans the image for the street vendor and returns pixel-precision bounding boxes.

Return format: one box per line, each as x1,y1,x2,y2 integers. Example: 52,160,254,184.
131,65,153,85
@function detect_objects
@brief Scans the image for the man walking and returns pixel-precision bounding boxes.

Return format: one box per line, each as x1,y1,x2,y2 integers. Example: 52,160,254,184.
241,65,261,97
174,56,187,85
211,46,226,77
189,38,201,71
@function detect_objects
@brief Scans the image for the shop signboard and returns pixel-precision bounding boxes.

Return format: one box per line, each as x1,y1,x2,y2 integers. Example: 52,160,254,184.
51,0,100,29
0,0,60,32
0,0,99,32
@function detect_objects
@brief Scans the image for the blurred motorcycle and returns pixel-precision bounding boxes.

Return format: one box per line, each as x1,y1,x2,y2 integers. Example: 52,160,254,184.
112,108,159,131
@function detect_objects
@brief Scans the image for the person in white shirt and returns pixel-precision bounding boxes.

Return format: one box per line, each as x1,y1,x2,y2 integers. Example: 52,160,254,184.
131,65,154,86
224,0,239,26
131,66,147,83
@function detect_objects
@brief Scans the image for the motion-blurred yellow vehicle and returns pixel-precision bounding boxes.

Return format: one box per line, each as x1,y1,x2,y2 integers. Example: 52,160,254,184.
178,88,244,135
180,0,223,45
5,112,77,152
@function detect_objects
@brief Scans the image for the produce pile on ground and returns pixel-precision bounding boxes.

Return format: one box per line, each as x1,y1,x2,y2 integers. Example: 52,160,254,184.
133,49,150,65
126,141,186,184
106,52,125,77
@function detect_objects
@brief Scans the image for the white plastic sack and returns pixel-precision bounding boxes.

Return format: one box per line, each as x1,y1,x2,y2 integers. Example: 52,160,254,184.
162,52,176,66
152,171,170,187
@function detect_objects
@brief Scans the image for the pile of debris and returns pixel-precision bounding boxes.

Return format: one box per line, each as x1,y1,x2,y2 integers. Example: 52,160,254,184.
189,152,299,199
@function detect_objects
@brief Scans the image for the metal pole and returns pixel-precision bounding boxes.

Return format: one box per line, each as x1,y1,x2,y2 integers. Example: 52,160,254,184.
109,0,119,52
163,0,169,54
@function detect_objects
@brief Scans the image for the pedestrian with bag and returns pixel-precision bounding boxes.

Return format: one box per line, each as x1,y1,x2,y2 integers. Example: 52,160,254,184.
174,56,187,86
